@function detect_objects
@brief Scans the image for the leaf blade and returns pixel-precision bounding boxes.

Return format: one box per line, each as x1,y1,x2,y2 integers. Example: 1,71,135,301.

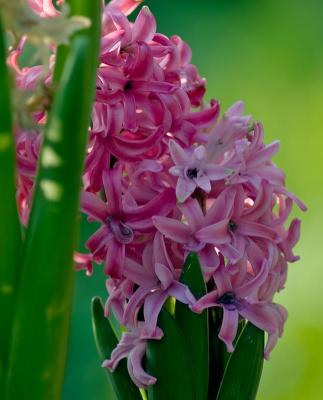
175,253,209,400
91,297,142,400
4,2,102,399
0,15,22,368
146,309,196,400
216,322,264,400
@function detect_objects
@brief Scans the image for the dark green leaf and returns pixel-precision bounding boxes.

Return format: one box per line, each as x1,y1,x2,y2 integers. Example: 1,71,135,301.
146,309,196,400
91,297,142,400
4,2,101,399
216,322,264,400
175,253,208,400
0,15,22,368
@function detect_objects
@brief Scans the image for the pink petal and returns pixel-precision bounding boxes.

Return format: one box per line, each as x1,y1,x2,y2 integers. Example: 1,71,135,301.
154,263,174,289
195,174,211,193
128,341,157,388
103,166,122,215
178,198,204,232
195,220,230,245
184,99,220,127
104,240,125,278
81,191,108,222
176,177,196,203
153,216,191,244
108,0,143,16
168,281,196,305
144,290,169,334
123,91,138,131
132,6,156,42
169,139,190,166
191,290,219,313
218,309,239,353
238,221,277,241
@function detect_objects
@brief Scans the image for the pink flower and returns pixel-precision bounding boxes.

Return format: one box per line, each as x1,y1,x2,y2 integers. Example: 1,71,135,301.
122,233,195,334
103,322,163,388
81,164,176,278
192,255,287,358
153,198,230,279
196,184,278,263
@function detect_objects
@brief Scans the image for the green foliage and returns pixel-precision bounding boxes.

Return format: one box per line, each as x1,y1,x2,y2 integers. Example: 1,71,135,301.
91,297,142,400
216,322,264,400
0,16,22,368
146,309,196,400
175,253,209,400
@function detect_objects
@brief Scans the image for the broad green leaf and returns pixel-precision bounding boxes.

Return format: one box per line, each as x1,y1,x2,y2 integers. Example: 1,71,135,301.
216,322,264,400
0,16,22,368
175,253,208,400
146,309,196,400
91,297,142,400
4,2,101,399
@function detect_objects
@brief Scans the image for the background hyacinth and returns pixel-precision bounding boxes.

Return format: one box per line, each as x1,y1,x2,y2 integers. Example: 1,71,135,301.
6,0,307,393
3,0,322,400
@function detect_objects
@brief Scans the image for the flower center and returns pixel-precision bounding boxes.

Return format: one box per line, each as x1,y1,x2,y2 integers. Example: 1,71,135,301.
124,81,133,91
217,291,237,310
186,167,199,179
107,216,134,244
228,219,238,232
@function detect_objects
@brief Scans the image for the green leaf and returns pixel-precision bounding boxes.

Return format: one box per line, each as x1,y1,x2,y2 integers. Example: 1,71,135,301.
216,322,264,400
0,360,4,393
0,16,22,368
146,309,196,400
4,2,102,399
91,297,142,400
175,253,208,400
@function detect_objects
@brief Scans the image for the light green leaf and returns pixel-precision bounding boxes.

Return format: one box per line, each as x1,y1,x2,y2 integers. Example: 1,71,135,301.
175,253,209,400
91,297,142,400
146,309,196,400
216,322,264,400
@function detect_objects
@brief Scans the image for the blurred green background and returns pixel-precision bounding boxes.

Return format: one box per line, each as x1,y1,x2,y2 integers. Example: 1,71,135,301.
63,0,323,399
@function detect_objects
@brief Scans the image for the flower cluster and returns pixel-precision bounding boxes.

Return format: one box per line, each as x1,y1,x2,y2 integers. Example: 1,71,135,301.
8,0,306,389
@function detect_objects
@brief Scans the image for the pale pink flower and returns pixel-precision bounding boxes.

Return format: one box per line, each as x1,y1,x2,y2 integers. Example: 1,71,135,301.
169,139,231,202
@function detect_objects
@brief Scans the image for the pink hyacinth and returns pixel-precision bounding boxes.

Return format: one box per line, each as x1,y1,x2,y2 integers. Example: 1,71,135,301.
9,0,306,389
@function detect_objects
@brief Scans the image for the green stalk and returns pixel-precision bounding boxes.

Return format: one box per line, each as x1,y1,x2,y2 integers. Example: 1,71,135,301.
4,1,101,399
0,15,22,368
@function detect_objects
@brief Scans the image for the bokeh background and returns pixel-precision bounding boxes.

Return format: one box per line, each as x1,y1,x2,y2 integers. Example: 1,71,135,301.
63,0,323,399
